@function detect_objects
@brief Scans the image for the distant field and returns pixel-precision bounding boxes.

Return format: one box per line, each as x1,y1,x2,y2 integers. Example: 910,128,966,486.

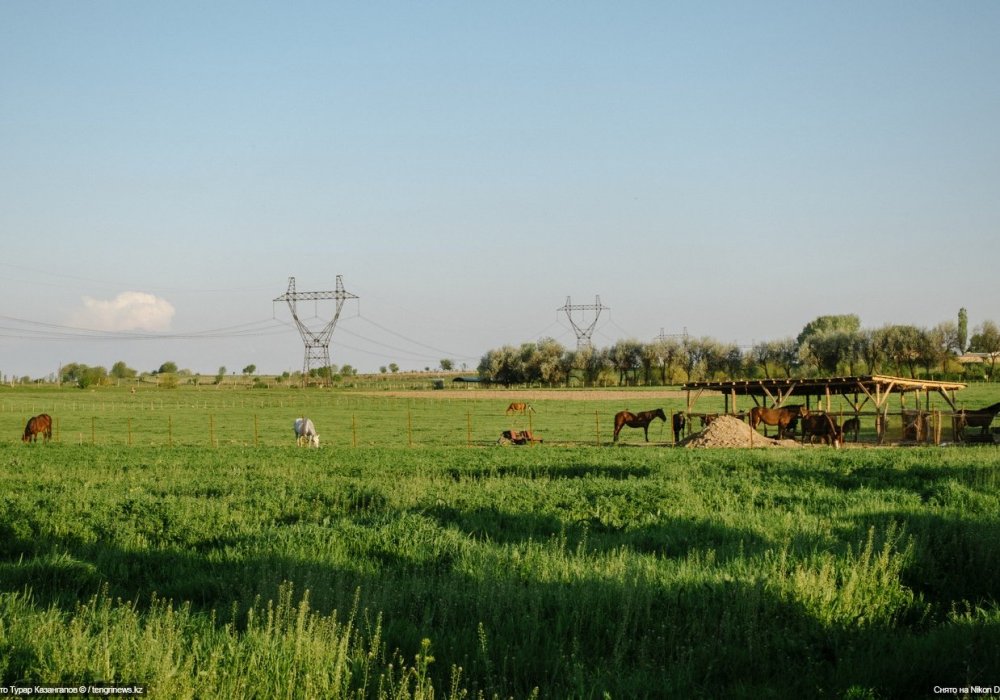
1,439,999,697
3,383,998,448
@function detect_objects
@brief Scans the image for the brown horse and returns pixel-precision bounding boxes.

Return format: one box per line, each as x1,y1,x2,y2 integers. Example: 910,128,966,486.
498,429,543,445
956,401,1000,436
801,413,843,447
22,413,53,443
613,409,667,442
749,405,809,439
505,402,535,416
671,413,686,442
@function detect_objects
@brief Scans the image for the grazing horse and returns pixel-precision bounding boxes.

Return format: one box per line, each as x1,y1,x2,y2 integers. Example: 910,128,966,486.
498,429,543,445
613,408,667,442
293,417,320,447
801,413,843,447
957,402,1000,436
671,413,686,443
22,414,53,443
505,402,534,416
749,404,809,439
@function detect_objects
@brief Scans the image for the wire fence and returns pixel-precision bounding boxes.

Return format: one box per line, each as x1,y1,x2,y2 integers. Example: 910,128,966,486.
4,398,996,449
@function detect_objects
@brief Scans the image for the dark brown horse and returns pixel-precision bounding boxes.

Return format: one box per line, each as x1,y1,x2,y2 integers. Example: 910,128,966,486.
613,409,667,442
801,413,843,447
749,404,809,439
22,413,53,443
671,413,686,442
957,401,1000,435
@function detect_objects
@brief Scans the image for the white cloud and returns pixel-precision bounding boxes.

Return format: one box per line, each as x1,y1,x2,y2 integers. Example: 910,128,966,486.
74,291,175,332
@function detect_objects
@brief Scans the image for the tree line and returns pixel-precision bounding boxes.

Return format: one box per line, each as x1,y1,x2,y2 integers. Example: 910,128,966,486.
475,311,1000,387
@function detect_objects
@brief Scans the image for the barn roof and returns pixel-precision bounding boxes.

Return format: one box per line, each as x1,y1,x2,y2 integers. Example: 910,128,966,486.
681,374,967,411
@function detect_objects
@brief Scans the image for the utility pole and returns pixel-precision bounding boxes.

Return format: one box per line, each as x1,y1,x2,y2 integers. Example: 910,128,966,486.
274,276,358,385
558,295,609,349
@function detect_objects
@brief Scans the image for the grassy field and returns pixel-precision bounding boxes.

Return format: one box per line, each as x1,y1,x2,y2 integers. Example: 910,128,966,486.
2,385,1000,697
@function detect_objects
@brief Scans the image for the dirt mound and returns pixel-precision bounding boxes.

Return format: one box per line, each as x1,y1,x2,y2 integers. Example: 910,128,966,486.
680,415,800,449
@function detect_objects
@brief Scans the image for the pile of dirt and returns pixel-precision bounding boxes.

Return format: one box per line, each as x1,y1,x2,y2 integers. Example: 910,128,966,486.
680,415,800,449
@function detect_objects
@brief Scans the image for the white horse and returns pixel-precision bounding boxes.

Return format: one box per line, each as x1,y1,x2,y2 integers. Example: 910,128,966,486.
293,417,320,447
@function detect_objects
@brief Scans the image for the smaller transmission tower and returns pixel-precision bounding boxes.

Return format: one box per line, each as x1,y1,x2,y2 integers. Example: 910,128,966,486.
274,276,358,384
558,295,609,349
654,327,689,343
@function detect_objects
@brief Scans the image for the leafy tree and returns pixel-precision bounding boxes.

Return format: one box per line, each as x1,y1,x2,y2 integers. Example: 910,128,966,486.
215,366,226,384
647,338,681,385
608,339,643,386
478,345,524,386
958,308,969,353
388,363,399,374
157,361,178,375
970,320,1000,380
527,338,568,386
242,364,256,376
62,363,108,388
110,361,136,379
796,314,861,346
379,366,387,374
440,359,454,371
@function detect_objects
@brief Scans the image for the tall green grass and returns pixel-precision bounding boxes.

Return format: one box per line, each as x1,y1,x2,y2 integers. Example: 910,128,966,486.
2,442,999,697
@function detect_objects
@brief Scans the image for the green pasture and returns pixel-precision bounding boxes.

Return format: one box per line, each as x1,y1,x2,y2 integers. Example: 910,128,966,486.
3,383,998,448
0,386,692,448
3,424,1000,696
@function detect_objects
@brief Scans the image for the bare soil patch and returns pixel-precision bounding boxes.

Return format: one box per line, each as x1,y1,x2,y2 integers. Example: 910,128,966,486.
355,389,690,401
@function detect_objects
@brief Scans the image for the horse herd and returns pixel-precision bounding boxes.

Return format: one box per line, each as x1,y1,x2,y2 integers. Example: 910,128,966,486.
17,401,1000,447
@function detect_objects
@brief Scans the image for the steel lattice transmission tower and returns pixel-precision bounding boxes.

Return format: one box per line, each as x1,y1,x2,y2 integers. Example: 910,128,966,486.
274,276,358,383
558,295,609,349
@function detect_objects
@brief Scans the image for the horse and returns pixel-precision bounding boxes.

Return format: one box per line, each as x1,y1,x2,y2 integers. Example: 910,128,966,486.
841,417,860,441
749,404,809,439
671,413,686,442
22,414,53,443
498,429,543,445
956,401,1000,436
801,413,843,447
613,409,667,442
293,417,320,447
505,402,534,416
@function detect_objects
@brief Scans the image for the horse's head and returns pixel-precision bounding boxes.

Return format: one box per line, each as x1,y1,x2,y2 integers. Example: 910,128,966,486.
655,408,667,422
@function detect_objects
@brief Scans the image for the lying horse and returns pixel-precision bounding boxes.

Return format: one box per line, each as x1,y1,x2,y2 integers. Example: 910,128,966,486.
498,429,542,445
749,404,809,439
956,401,1000,436
22,413,53,443
505,402,535,416
613,408,667,442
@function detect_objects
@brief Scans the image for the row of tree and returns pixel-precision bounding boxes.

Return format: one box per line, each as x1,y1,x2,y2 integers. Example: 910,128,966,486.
475,312,1000,387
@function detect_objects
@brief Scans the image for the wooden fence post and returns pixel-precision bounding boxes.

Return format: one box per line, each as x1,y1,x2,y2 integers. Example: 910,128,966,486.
210,415,215,448
466,412,472,447
595,411,601,447
407,410,413,447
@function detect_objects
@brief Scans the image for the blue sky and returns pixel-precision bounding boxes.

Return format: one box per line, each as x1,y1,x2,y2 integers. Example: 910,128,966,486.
2,2,998,377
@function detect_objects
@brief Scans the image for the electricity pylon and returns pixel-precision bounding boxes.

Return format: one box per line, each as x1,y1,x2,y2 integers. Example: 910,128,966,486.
558,295,609,349
274,276,358,384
